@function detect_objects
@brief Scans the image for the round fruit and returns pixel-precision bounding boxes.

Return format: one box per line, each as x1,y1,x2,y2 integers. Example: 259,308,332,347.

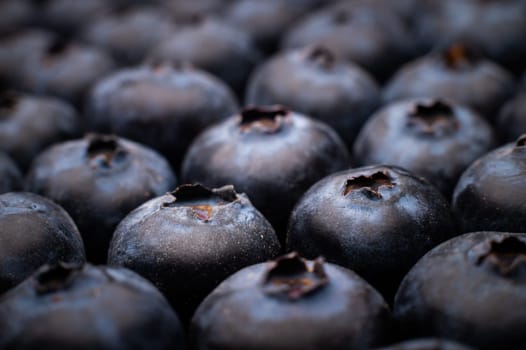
191,252,393,350
108,183,280,323
395,231,526,350
497,90,526,143
0,152,22,194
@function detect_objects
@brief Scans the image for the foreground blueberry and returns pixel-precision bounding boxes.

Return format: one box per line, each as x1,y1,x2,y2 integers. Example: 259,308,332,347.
108,184,280,323
0,263,185,349
395,231,526,350
191,252,393,350
26,134,176,264
287,165,458,300
0,192,85,294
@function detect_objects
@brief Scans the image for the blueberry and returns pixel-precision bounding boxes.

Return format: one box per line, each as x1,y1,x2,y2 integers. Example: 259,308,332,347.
0,263,185,349
354,98,495,197
497,90,526,143
191,252,393,350
0,192,85,294
26,134,176,264
108,183,280,323
287,165,458,300
395,231,526,350
246,46,380,147
0,152,22,194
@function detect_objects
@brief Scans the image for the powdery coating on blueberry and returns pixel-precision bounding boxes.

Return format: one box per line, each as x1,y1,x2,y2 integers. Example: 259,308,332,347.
0,152,22,194
0,192,85,294
26,134,177,264
181,106,351,236
287,165,458,301
394,231,526,350
108,184,280,323
281,1,415,81
191,253,393,350
86,64,239,167
354,98,495,197
149,17,262,95
0,92,79,170
383,43,515,120
0,264,185,349
452,136,526,233
246,46,380,146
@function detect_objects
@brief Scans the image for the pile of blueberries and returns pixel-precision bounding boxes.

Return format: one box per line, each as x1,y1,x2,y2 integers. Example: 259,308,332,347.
0,0,525,349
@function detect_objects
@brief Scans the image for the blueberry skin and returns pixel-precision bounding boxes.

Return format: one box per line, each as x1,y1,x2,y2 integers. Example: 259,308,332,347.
108,184,280,323
373,338,475,350
86,64,238,168
497,90,526,143
453,135,526,233
0,92,79,170
0,152,22,194
287,165,458,301
149,17,262,96
0,263,185,350
394,231,526,350
26,134,176,264
383,44,515,121
0,192,85,294
246,46,380,146
191,253,393,350
181,106,351,236
281,2,415,81
354,98,495,197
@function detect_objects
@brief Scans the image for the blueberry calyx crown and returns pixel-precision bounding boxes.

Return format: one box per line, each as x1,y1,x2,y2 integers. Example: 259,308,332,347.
441,43,479,70
306,46,336,69
344,171,396,200
263,252,328,301
162,184,238,221
407,100,459,137
35,262,82,295
238,106,290,134
0,90,19,120
469,235,526,281
515,134,526,148
86,134,128,169
332,9,352,25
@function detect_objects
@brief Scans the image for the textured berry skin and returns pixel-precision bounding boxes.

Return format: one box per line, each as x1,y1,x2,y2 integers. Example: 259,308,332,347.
181,106,351,237
26,134,176,264
354,98,495,197
86,64,239,168
108,184,280,323
395,231,526,350
149,17,262,95
287,165,458,300
0,152,22,194
0,192,85,294
0,263,185,350
191,253,393,350
281,1,415,81
246,46,380,146
0,91,79,170
383,44,515,121
453,135,526,233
